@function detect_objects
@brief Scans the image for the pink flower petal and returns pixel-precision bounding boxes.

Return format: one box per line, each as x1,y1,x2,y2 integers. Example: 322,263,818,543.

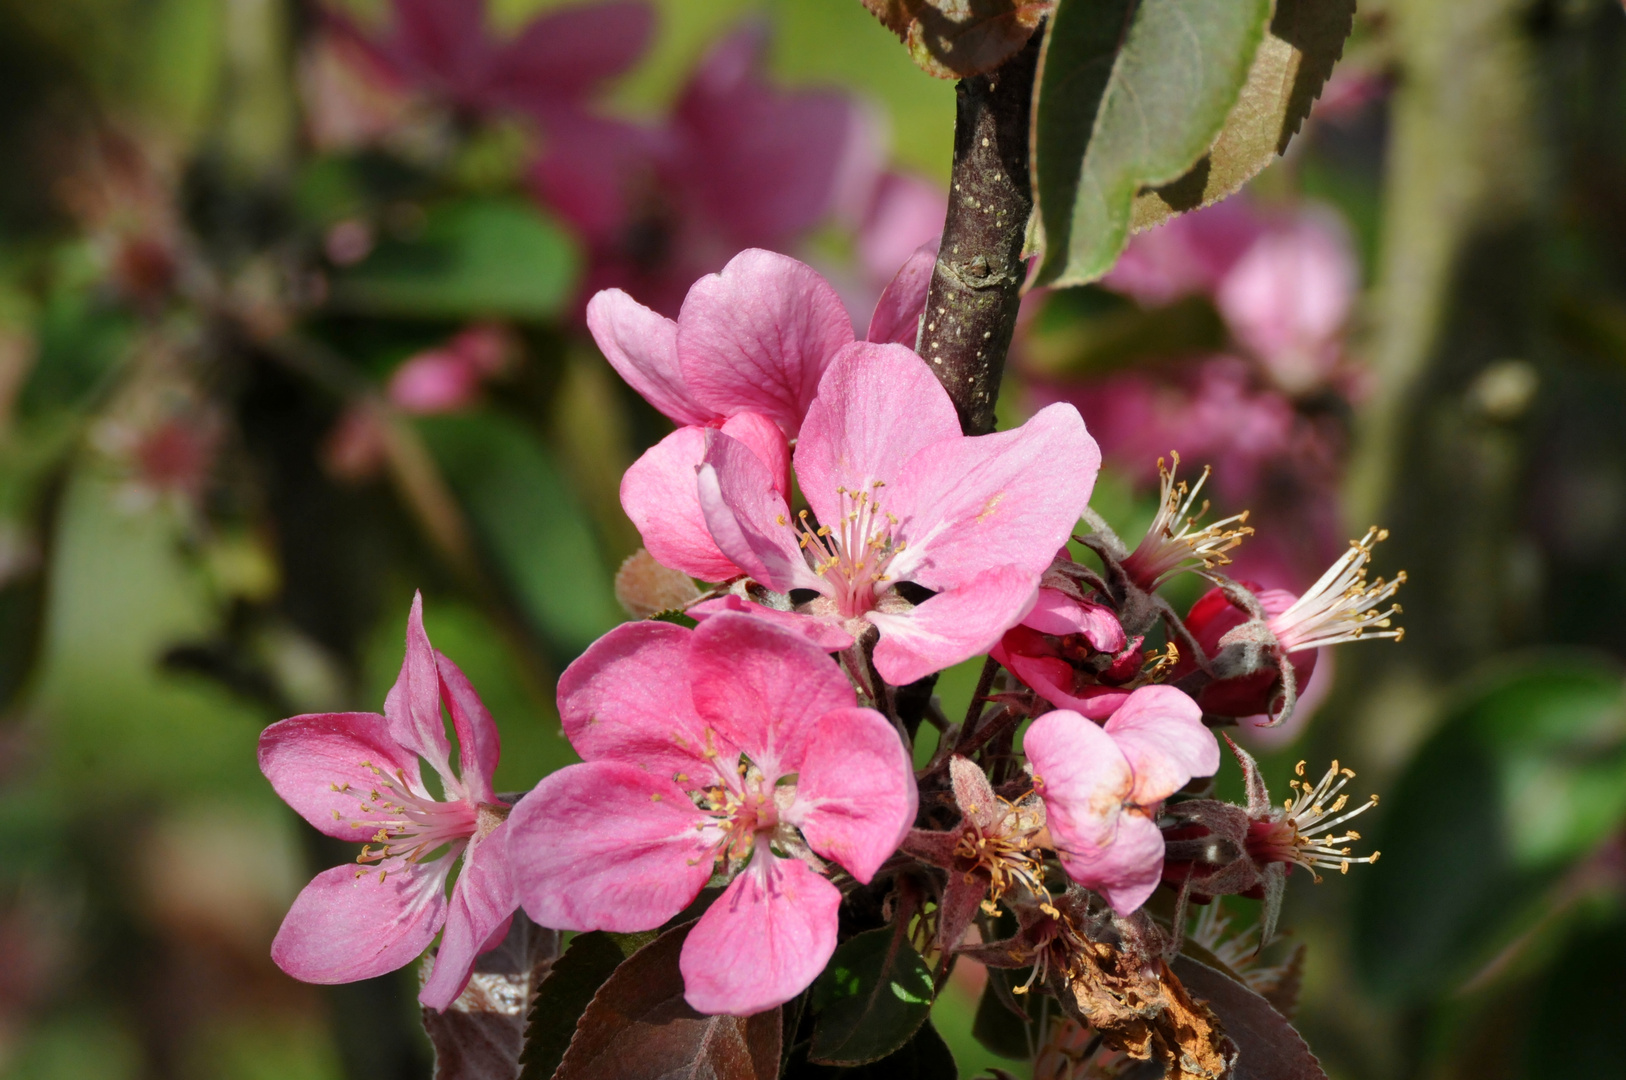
587,289,713,426
688,613,856,777
1023,589,1128,654
889,404,1098,591
259,711,424,840
507,762,716,933
867,566,1039,686
697,432,822,595
866,239,938,347
435,652,500,807
1102,686,1218,806
992,643,1131,720
492,0,655,108
676,250,854,437
420,820,516,1010
1024,710,1132,853
687,594,855,652
621,427,743,583
383,592,454,784
1055,810,1166,917
675,29,880,251
720,412,790,500
386,0,491,104
272,859,449,984
556,621,717,778
859,172,946,288
794,343,960,528
680,853,840,1016
786,707,916,883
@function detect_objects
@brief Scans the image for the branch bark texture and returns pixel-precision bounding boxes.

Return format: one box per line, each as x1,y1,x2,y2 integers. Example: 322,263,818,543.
918,32,1042,437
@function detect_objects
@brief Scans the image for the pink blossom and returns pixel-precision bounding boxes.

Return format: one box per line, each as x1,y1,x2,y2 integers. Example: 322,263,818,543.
387,325,513,415
531,23,880,318
1215,208,1358,394
1100,198,1264,306
330,0,654,122
668,344,1096,685
505,614,916,1015
259,593,516,1011
1023,687,1219,915
990,584,1133,719
598,248,937,582
857,172,948,296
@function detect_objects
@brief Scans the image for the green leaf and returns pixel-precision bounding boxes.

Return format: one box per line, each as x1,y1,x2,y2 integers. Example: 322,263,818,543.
809,926,936,1066
332,198,580,321
1031,0,1271,287
517,930,653,1080
420,413,622,656
1132,0,1358,231
969,967,1034,1060
1354,656,1626,1003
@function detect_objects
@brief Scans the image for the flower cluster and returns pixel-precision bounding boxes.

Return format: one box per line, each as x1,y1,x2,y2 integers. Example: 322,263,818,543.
259,247,1407,1022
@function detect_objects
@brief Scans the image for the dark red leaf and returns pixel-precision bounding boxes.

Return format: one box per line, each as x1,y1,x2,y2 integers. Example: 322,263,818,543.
553,922,781,1080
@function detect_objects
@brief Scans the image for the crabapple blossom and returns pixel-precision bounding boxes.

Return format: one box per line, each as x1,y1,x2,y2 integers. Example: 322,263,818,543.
504,614,916,1016
1178,527,1405,719
675,343,1097,684
1023,687,1219,915
258,593,516,1010
990,583,1135,720
387,325,512,415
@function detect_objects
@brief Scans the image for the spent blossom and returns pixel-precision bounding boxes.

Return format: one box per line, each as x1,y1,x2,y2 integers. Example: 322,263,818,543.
1023,687,1220,915
1162,736,1379,944
1178,527,1405,720
1118,453,1253,592
682,343,1098,685
259,593,516,1010
505,614,916,1015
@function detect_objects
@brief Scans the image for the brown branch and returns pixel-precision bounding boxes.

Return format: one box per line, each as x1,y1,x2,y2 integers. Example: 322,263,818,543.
917,30,1042,436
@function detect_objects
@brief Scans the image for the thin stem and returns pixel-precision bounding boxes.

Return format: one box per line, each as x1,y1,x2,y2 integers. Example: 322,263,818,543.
917,32,1043,436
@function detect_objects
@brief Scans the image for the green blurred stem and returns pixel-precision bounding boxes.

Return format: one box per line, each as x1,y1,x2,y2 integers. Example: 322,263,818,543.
1345,0,1536,526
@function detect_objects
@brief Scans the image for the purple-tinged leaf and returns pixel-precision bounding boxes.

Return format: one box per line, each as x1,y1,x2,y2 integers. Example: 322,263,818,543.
1171,954,1327,1080
423,913,561,1080
553,922,781,1080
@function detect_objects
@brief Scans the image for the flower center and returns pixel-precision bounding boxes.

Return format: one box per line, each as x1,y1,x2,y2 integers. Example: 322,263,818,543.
1121,453,1252,590
689,754,788,871
1246,758,1380,881
337,761,478,883
1271,527,1405,651
796,481,909,617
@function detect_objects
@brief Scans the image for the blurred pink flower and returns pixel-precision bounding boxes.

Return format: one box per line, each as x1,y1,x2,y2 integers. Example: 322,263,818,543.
329,0,654,122
857,172,948,291
259,593,516,1011
531,23,881,317
506,614,916,1016
1216,208,1359,394
1100,198,1263,306
675,343,1097,684
387,324,513,415
1024,687,1219,915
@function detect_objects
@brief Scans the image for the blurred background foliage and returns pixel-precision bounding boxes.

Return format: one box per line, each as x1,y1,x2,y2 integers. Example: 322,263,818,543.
0,1,1624,1080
